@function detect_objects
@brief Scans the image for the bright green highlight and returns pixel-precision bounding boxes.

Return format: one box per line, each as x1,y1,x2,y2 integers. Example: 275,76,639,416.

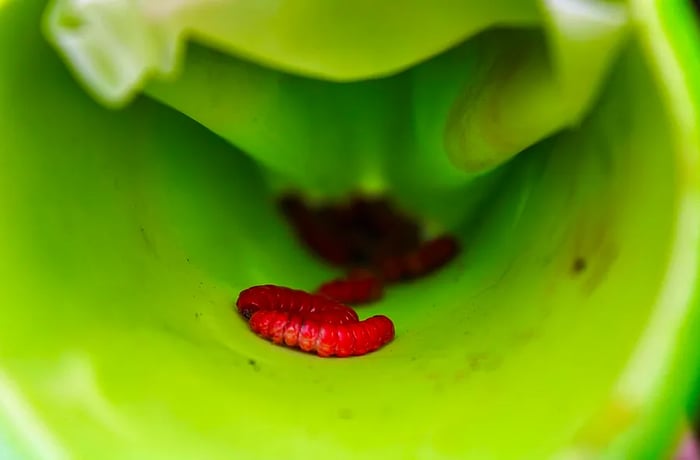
45,0,627,178
42,0,540,101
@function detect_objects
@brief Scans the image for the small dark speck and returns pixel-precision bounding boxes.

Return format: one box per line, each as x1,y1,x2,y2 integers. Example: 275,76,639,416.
186,258,190,263
410,356,417,362
338,408,353,420
572,257,587,275
194,312,202,319
248,359,260,371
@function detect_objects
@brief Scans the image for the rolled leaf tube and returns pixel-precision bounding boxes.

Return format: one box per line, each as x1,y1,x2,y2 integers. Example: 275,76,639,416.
0,0,698,459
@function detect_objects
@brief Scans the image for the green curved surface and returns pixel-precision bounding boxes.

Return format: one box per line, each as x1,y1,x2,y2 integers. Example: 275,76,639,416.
42,0,540,98
1,0,700,459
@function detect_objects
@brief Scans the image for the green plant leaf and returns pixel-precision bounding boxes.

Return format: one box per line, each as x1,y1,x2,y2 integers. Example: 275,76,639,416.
1,0,699,459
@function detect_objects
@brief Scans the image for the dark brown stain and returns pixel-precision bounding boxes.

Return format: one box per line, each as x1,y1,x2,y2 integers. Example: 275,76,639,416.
567,202,619,297
247,359,260,372
139,226,158,257
581,242,619,296
452,369,471,383
571,257,587,275
511,328,538,347
467,352,501,372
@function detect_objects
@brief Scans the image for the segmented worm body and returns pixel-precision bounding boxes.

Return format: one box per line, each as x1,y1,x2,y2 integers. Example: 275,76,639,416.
278,195,354,266
408,235,460,276
236,194,461,358
350,198,422,256
379,235,460,282
316,269,384,304
279,194,422,267
237,285,358,324
249,311,395,357
237,285,394,357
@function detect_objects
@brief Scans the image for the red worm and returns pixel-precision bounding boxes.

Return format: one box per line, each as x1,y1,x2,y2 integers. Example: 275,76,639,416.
278,195,354,266
379,235,459,282
299,221,355,266
278,194,423,268
249,311,395,357
354,198,421,250
236,285,358,324
334,197,422,263
242,194,461,358
316,269,384,304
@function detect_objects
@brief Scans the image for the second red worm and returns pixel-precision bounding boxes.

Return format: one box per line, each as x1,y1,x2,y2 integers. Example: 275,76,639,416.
315,269,384,304
249,311,395,357
237,285,359,324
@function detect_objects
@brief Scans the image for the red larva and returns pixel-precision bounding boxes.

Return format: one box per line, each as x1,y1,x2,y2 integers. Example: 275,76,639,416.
249,310,395,357
377,257,404,283
315,269,384,304
278,193,423,268
236,285,358,324
299,221,355,266
237,194,462,358
353,198,422,254
333,197,422,264
404,235,460,278
278,194,354,266
378,235,460,282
